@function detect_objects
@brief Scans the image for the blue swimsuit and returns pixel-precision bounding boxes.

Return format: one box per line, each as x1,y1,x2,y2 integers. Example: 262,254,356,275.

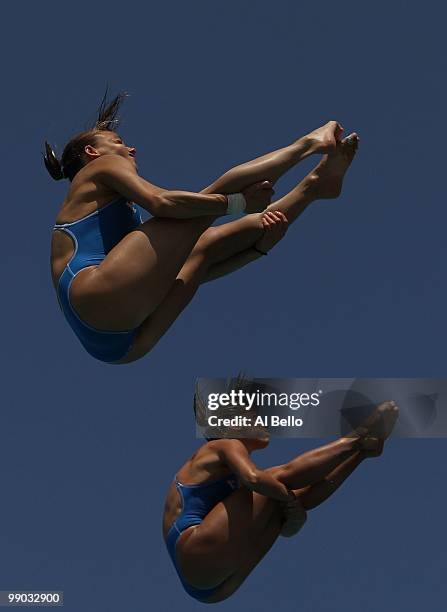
53,197,142,363
165,474,238,602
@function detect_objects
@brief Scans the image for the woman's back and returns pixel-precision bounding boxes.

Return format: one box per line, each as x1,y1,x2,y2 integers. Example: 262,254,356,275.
162,441,238,538
51,161,123,287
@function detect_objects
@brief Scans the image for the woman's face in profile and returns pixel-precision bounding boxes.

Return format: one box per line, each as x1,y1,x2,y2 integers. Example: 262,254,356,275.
88,131,137,167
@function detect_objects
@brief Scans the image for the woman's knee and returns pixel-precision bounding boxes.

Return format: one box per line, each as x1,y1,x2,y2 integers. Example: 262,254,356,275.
189,227,228,266
265,464,290,482
193,226,222,253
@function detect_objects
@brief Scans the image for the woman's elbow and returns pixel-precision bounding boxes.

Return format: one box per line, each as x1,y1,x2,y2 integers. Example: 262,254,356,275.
242,469,259,488
145,193,170,217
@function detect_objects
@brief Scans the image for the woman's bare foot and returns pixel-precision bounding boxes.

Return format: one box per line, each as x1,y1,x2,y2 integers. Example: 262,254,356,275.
308,133,359,198
357,401,399,439
304,120,344,155
350,401,399,458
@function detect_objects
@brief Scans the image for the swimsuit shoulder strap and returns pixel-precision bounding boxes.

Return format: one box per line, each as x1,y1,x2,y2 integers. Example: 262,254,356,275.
53,197,126,228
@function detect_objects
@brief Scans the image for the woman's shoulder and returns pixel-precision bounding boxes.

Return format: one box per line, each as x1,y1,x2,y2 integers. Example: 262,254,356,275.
82,154,138,185
192,440,244,471
207,439,245,453
54,174,123,224
201,438,244,456
176,442,233,483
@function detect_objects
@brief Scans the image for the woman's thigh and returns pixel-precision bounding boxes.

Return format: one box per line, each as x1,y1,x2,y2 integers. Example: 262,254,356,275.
206,514,281,602
176,487,281,589
70,215,213,330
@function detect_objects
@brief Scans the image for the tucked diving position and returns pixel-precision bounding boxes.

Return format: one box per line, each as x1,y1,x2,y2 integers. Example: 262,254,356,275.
46,92,359,363
162,398,399,603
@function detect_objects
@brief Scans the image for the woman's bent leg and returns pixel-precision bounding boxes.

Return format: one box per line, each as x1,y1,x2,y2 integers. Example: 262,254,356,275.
267,437,363,491
120,144,354,362
294,451,365,510
175,487,283,602
121,137,359,362
71,214,219,331
205,510,282,602
119,214,267,362
197,136,360,283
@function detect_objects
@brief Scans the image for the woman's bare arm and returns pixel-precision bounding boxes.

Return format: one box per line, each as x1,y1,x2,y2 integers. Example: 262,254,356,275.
216,440,290,502
94,155,228,218
94,156,274,218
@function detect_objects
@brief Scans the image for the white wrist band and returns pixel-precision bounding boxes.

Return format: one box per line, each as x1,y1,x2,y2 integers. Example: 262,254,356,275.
226,193,246,215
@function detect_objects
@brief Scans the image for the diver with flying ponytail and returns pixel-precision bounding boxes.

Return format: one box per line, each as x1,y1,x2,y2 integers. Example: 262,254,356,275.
46,90,359,363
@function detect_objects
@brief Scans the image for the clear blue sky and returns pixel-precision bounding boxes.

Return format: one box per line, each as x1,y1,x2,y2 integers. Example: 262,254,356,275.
2,1,446,610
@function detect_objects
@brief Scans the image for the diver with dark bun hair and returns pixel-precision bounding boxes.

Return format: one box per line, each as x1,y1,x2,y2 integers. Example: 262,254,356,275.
162,386,398,603
46,90,359,363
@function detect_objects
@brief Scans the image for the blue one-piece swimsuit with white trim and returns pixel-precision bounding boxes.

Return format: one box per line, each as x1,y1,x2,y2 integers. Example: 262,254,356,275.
53,197,142,363
165,474,239,602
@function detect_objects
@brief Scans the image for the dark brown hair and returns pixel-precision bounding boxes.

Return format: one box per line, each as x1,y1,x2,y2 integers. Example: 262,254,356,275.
43,89,128,182
194,374,257,441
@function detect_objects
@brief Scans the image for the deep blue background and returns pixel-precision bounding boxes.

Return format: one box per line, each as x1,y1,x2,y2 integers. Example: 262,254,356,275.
2,1,446,610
